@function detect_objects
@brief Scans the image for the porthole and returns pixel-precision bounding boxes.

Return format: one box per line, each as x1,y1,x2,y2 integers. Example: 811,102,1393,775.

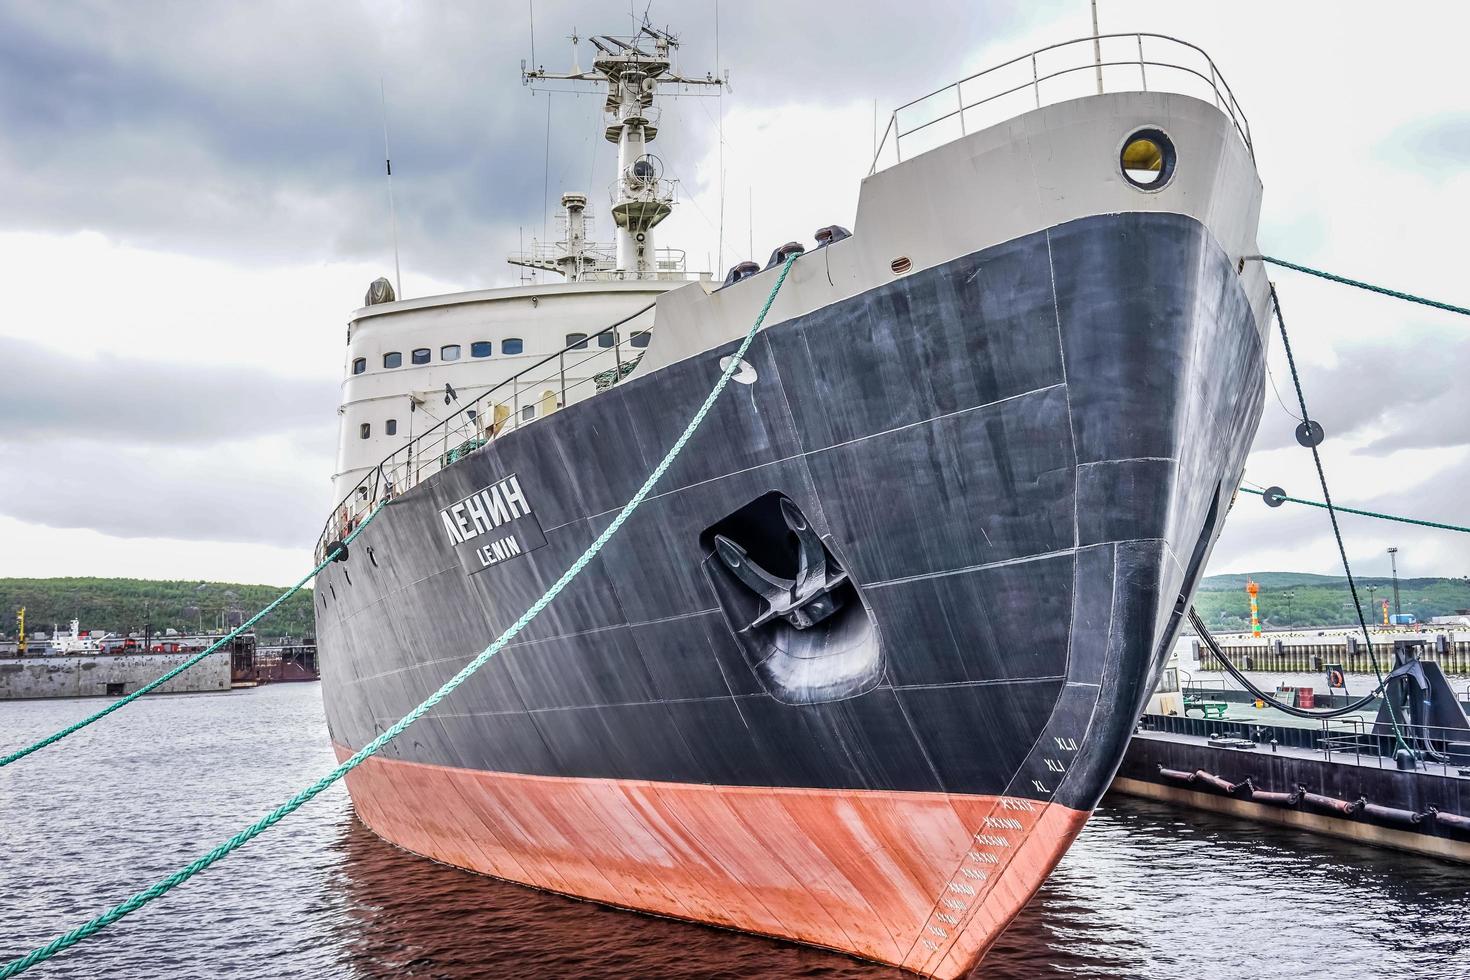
1119,127,1176,191
890,256,912,275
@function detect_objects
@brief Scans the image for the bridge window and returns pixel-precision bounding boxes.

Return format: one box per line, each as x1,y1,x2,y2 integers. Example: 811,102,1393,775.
471,341,492,358
441,344,461,361
385,419,397,436
411,348,430,365
383,351,402,368
503,338,524,355
351,357,366,375
565,332,589,350
359,422,370,439
630,332,651,349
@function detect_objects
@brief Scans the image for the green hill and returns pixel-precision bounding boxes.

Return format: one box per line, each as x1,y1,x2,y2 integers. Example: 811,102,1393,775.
1195,573,1470,629
0,577,314,641
1,571,1465,643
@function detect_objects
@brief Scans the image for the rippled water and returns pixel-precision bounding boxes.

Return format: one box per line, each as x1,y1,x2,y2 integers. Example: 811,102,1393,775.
3,684,1467,979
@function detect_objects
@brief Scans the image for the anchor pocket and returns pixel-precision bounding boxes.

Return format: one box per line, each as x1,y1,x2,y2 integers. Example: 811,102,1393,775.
700,492,882,704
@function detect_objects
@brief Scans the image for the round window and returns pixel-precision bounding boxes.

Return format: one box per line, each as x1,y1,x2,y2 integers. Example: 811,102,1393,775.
1119,128,1175,190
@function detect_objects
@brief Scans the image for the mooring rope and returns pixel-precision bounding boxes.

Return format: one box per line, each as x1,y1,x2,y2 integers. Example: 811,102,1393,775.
1237,487,1470,535
0,505,384,770
0,254,801,979
1253,256,1470,317
1206,285,1414,751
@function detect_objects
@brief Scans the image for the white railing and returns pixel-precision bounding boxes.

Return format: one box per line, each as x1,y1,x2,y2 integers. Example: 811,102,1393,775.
317,309,655,561
869,33,1252,174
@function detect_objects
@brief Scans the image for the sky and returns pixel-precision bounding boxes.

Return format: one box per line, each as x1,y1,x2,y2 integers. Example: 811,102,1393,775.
0,0,1466,588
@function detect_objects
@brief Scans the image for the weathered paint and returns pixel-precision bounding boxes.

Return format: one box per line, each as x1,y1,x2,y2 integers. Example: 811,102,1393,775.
338,745,1091,977
316,205,1266,975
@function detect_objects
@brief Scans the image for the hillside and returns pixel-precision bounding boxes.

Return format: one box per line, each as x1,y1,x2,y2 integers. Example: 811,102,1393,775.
2,572,1466,642
0,577,314,640
1195,573,1470,630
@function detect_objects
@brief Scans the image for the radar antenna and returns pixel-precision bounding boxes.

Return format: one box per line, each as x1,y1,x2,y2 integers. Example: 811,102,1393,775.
514,21,727,281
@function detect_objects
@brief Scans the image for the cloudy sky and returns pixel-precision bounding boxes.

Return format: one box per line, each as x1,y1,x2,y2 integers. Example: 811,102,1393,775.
0,0,1466,587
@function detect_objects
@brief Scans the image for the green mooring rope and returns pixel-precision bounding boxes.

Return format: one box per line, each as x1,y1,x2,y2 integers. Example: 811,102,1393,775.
1239,486,1470,535
1255,256,1470,317
0,505,384,770
0,254,801,979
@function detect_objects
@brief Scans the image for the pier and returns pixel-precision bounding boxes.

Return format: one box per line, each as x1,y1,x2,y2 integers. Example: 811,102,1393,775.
1191,631,1470,675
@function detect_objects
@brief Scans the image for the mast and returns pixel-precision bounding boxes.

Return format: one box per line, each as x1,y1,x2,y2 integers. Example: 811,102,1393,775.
517,21,725,281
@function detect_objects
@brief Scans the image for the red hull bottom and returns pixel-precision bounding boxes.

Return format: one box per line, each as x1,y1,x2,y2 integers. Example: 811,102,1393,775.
337,746,1090,978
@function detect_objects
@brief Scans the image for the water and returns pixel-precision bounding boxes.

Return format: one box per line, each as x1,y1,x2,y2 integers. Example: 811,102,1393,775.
3,684,1468,979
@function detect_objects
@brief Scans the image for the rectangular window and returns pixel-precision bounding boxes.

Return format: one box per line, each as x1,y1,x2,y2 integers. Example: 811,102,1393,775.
597,333,616,348
359,422,371,439
411,348,430,365
520,404,535,422
385,419,397,436
441,344,461,361
471,341,493,358
352,357,366,374
383,351,402,368
565,333,589,350
502,338,524,355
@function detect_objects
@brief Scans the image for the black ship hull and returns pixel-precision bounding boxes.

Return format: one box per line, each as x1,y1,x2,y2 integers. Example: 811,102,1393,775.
317,211,1266,976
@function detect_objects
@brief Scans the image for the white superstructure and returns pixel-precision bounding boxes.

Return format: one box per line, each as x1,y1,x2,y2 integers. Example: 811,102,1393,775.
332,24,721,501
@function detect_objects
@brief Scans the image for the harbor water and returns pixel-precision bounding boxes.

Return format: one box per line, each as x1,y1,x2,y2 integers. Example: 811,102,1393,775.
3,683,1467,979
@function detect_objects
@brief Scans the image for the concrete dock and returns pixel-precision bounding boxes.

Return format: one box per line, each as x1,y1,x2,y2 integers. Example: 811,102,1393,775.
0,650,231,700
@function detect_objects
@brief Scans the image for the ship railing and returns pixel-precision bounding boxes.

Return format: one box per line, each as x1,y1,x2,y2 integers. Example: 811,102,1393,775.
1318,717,1470,776
869,33,1252,175
316,308,656,562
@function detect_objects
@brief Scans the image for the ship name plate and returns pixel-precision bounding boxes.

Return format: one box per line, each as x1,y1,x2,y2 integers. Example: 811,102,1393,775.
438,474,548,575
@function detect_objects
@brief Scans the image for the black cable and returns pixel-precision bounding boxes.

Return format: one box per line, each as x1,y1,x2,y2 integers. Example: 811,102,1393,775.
1188,607,1388,718
1263,284,1413,752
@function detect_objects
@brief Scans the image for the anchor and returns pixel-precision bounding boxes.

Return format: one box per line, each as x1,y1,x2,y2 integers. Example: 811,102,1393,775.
713,498,848,630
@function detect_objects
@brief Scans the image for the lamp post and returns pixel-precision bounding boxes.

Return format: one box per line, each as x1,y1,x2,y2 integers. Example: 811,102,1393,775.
1387,547,1402,618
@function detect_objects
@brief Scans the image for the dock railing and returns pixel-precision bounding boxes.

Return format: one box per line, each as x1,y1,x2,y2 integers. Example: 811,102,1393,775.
316,308,655,562
1145,712,1470,778
869,33,1252,174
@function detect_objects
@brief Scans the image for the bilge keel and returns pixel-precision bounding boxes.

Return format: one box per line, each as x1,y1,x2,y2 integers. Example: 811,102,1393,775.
315,29,1268,978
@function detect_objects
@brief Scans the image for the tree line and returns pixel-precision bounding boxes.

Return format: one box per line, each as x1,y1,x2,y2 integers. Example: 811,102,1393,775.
0,577,314,640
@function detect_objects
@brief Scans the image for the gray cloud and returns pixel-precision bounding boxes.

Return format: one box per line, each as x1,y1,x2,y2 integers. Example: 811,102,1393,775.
1250,333,1470,455
0,336,338,446
1390,112,1470,173
0,436,331,547
0,1,1048,282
